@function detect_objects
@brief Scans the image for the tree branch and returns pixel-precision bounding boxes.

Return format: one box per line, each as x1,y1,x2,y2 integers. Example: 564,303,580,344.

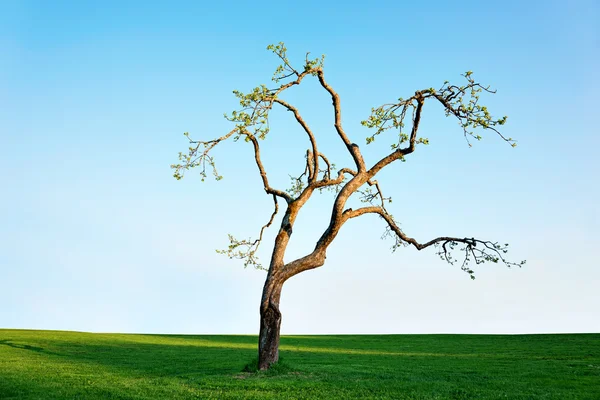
343,206,525,279
247,133,293,203
313,167,357,188
360,179,391,213
421,73,512,146
216,194,280,270
363,72,514,178
306,149,315,181
367,94,424,177
272,98,319,182
317,153,332,180
316,69,366,172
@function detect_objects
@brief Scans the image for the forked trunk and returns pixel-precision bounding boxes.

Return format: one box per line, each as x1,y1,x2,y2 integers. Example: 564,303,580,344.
258,278,283,370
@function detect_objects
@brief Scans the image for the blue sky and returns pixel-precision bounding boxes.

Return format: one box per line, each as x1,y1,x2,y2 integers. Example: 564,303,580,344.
1,0,598,334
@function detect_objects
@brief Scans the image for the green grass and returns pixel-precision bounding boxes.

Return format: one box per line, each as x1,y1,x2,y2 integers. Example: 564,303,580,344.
1,330,598,399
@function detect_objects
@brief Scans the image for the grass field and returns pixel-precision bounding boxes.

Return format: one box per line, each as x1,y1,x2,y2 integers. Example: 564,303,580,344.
1,330,598,399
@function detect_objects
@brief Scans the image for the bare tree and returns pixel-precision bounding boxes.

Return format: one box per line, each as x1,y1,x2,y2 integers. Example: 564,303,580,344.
172,43,524,370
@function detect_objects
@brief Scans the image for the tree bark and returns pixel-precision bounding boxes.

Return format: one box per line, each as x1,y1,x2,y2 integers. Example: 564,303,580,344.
258,277,283,370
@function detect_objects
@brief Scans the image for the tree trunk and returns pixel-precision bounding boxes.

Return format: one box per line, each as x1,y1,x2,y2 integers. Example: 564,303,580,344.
258,278,283,370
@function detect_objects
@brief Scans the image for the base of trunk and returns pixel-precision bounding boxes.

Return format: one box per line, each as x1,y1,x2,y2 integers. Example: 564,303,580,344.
258,302,282,370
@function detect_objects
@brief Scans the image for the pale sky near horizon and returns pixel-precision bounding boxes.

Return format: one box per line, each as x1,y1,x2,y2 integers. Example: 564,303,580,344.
1,0,599,335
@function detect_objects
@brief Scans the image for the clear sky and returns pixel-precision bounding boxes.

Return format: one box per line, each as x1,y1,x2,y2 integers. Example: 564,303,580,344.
1,0,598,335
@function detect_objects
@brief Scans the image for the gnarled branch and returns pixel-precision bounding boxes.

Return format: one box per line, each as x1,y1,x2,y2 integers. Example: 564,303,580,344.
344,206,525,279
246,133,293,203
272,98,319,182
316,69,367,172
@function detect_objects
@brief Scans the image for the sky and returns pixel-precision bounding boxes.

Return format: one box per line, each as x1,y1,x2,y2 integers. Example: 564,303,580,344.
1,0,598,335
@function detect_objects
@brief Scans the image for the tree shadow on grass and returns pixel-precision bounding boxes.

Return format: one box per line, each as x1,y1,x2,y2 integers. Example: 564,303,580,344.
6,334,484,378
54,341,255,377
2,333,434,378
0,339,53,354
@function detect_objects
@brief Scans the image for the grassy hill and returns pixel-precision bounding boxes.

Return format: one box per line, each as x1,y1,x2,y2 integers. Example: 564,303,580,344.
1,329,598,399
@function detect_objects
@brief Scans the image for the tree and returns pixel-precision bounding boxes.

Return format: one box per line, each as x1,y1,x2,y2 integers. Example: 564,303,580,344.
172,43,524,370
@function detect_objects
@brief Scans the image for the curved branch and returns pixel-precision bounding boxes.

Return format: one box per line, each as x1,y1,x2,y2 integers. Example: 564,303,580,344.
368,95,424,177
344,206,524,278
363,73,514,179
317,153,332,180
272,98,319,182
260,194,280,241
247,133,293,203
347,206,475,250
316,69,366,172
173,126,292,204
217,194,280,270
420,73,513,146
